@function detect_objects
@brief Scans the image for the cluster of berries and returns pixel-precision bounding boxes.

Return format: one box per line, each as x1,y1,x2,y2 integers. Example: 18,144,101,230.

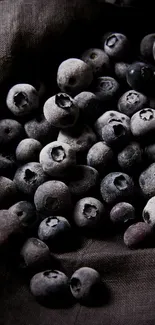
1,32,155,306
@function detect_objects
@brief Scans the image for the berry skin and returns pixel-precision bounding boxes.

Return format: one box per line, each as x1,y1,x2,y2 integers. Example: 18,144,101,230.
0,177,18,209
24,114,57,145
0,210,20,246
142,196,155,227
101,120,130,149
73,197,105,229
100,172,135,205
70,267,101,304
87,142,114,172
124,222,153,249
130,108,155,138
145,144,155,162
74,91,101,123
43,93,79,128
0,153,16,177
114,62,130,82
39,141,76,177
30,270,69,303
6,84,39,116
16,138,42,164
126,62,155,95
67,165,99,198
0,119,24,149
94,76,120,102
94,110,130,139
34,180,71,216
117,142,142,173
140,34,155,62
102,33,130,60
38,216,71,247
118,90,148,117
8,201,37,231
81,48,110,76
14,162,48,197
139,163,155,198
57,124,97,154
20,238,51,271
57,58,93,96
110,202,135,225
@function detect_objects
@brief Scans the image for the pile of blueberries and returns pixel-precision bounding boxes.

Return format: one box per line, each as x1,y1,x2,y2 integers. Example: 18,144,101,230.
2,32,155,306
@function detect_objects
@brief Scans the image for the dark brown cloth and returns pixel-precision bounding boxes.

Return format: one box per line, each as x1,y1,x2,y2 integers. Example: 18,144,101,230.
0,1,155,325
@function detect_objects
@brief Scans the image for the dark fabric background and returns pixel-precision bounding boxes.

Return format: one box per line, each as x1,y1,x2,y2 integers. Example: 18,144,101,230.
1,1,155,325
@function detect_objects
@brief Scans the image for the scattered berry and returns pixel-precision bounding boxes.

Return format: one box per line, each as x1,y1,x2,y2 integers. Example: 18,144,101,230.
57,58,93,95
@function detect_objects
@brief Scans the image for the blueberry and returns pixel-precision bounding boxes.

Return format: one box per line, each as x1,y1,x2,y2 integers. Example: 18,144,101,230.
70,267,101,304
140,34,155,62
139,163,155,198
74,91,101,123
110,202,135,225
57,58,93,96
145,144,155,162
102,33,130,60
153,41,155,61
14,162,48,197
81,48,110,76
124,222,153,248
38,216,71,247
57,124,97,154
0,177,18,209
94,76,120,102
73,197,105,229
117,142,142,173
118,90,148,117
30,270,69,303
20,238,51,271
24,114,58,145
67,165,99,198
142,196,155,226
43,93,79,128
100,172,135,205
94,110,130,139
0,152,16,177
34,180,71,216
0,210,20,246
8,201,37,230
39,141,76,177
0,119,24,149
6,84,39,116
126,62,155,95
87,142,114,172
131,108,155,138
101,120,130,148
16,138,42,164
114,62,130,82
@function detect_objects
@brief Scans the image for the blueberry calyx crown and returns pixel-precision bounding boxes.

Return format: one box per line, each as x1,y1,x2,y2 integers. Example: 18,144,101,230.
70,277,81,292
24,169,36,182
139,109,154,121
106,34,118,48
46,217,59,227
126,92,139,104
14,92,28,108
83,203,98,219
114,175,128,191
55,93,73,109
51,146,66,162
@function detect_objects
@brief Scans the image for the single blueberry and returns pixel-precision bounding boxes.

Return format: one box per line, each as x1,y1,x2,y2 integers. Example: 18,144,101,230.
57,58,93,96
6,83,39,116
39,141,76,177
73,197,105,229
